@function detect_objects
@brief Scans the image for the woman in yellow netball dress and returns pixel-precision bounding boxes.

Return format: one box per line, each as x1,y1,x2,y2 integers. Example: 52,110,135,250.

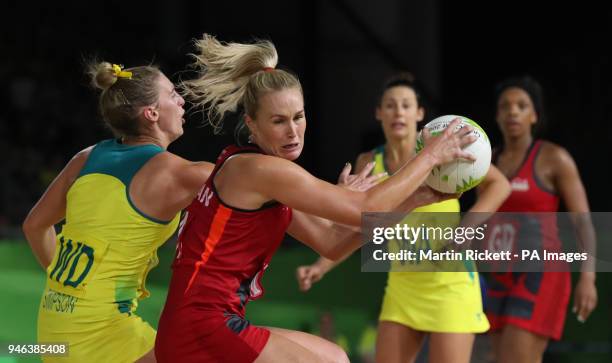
297,74,511,363
22,62,213,362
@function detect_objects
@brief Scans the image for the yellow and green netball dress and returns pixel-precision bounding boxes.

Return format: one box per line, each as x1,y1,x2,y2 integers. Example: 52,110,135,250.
38,139,179,362
372,146,489,333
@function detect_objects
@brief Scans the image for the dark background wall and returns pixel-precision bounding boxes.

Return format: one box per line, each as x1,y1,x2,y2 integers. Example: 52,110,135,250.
1,0,610,228
1,2,611,361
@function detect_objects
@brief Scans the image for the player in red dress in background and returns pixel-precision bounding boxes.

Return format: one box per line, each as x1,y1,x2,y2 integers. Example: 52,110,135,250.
154,34,477,363
485,76,598,363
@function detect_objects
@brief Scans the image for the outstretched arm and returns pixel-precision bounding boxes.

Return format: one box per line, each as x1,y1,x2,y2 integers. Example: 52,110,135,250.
294,153,377,291
289,161,382,261
293,185,455,290
233,119,476,226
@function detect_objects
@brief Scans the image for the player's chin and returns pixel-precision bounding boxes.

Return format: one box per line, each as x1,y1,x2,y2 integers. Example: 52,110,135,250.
390,129,409,139
280,147,302,161
285,151,302,161
275,142,300,160
170,129,184,142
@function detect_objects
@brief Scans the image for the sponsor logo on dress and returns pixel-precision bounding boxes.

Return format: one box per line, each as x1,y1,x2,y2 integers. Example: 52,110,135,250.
511,178,529,191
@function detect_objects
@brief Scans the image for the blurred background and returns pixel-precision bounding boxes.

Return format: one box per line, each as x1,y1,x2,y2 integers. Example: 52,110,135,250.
0,1,610,362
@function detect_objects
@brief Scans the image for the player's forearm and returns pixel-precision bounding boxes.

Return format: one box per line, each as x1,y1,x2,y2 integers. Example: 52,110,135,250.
325,224,363,261
325,194,428,261
471,175,511,213
23,225,56,269
313,255,343,274
395,194,426,214
363,152,437,212
457,174,511,233
571,213,597,275
579,271,596,283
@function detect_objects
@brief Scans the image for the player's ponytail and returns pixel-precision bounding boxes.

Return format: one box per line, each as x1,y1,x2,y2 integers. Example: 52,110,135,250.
182,34,302,140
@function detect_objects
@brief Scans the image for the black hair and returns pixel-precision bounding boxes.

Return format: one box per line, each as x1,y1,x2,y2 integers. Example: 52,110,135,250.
379,72,423,108
494,75,546,136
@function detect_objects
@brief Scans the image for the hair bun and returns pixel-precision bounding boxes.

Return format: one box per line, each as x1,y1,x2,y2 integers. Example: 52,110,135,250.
88,61,117,91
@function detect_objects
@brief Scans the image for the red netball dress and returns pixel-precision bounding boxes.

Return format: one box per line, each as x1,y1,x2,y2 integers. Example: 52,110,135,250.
156,145,292,363
486,140,571,340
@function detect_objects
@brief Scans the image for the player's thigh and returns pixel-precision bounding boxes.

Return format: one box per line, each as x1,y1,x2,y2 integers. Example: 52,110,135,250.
263,327,349,363
497,325,548,363
376,320,425,363
428,332,474,363
490,331,502,359
256,328,344,363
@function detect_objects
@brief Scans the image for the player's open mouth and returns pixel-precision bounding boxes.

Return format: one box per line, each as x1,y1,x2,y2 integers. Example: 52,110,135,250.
282,143,299,151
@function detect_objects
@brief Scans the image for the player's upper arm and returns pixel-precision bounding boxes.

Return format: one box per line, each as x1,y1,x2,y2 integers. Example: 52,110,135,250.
23,146,93,229
287,210,334,255
153,154,215,211
551,145,590,212
477,164,510,195
287,210,358,260
242,155,365,226
177,160,215,192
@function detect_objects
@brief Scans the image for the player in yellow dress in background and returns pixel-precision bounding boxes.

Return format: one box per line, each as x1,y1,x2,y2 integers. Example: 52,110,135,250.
22,62,214,362
297,73,511,363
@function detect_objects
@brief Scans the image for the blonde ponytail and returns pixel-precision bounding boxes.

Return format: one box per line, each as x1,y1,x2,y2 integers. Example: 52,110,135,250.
182,34,301,134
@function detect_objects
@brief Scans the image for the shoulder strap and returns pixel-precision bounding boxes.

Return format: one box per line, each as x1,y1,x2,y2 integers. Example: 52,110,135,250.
372,145,387,175
78,139,163,186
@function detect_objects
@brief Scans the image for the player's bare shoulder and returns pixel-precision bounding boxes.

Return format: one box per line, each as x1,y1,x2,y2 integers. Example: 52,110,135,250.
71,145,94,164
148,150,187,166
227,152,293,176
539,140,575,167
142,151,213,186
63,145,95,183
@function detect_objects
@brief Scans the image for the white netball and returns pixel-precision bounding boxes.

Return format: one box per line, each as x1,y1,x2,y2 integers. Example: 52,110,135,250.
415,115,491,193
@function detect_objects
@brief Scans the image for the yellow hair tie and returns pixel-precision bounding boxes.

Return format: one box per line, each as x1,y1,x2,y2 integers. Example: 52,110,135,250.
112,64,133,80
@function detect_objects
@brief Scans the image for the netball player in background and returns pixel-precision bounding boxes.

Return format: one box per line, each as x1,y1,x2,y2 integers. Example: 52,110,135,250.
486,76,597,363
22,62,215,362
155,35,477,363
296,73,511,363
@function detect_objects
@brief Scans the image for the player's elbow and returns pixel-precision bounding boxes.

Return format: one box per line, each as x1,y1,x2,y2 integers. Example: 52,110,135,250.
22,213,36,236
22,211,46,238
